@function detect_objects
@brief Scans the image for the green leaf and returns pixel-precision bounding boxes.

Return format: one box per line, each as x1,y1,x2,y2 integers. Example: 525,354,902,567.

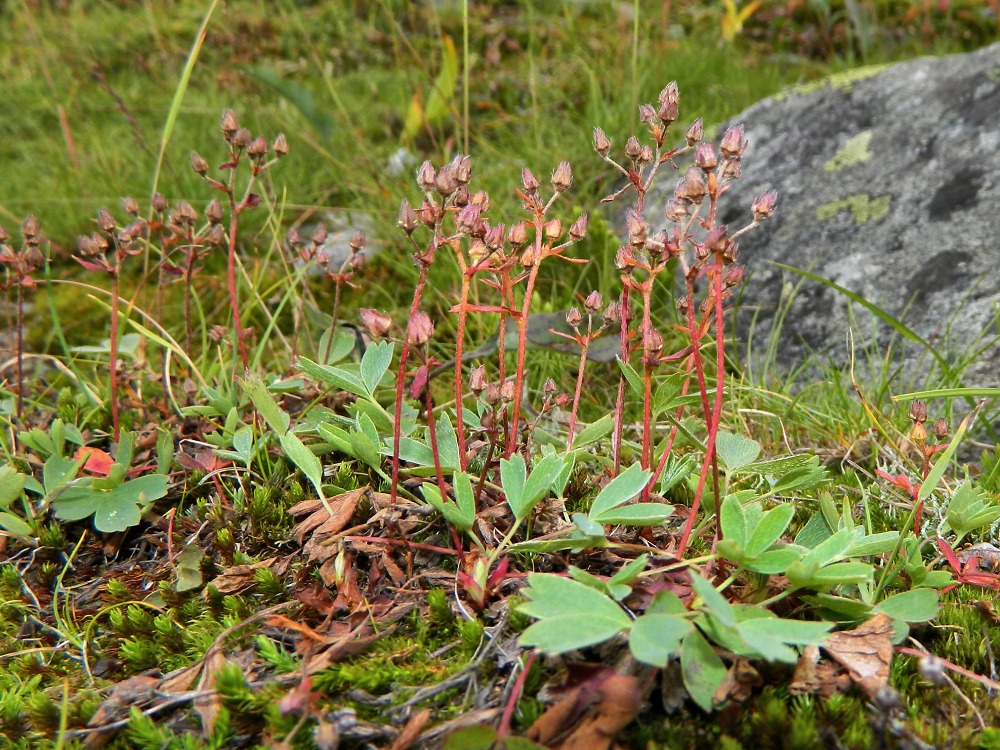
569,567,631,601
715,431,761,473
609,554,650,588
681,629,726,712
175,543,205,592
241,373,290,436
846,530,899,557
801,528,857,567
298,357,368,399
745,503,795,557
689,573,735,627
422,482,474,532
0,511,31,537
0,466,27,509
794,512,833,548
801,594,874,620
875,589,939,623
747,547,803,575
918,405,980,503
280,433,324,497
588,463,651,522
652,373,687,416
592,503,673,526
453,471,476,530
519,574,631,654
946,481,1000,541
360,340,394,395
720,493,750,548
500,454,526,519
570,414,613,451
93,497,143,533
658,453,696,494
316,327,357,364
630,613,693,667
649,590,688,615
615,357,645,397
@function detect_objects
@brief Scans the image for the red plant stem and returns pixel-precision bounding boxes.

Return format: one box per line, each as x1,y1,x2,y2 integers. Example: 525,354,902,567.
109,270,121,442
498,650,537,738
611,285,631,474
649,372,693,488
453,267,472,470
677,280,714,556
184,255,196,356
897,647,1000,691
507,259,542,457
709,269,726,534
640,281,654,492
565,339,589,447
390,263,431,505
14,279,23,424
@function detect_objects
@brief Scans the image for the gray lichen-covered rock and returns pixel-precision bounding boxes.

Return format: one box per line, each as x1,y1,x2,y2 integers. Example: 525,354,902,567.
647,43,1000,387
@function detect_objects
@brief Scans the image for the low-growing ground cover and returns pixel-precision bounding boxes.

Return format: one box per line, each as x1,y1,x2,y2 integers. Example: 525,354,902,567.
1,2,1000,749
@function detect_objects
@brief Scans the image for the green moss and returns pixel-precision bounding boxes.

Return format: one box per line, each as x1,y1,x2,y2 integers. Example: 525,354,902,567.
816,194,892,224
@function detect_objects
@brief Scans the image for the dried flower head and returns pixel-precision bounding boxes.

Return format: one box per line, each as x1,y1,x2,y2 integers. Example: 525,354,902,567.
247,136,269,159
273,133,289,158
416,161,436,193
120,197,140,216
686,118,704,145
584,290,603,312
694,142,718,171
398,199,419,235
191,151,209,176
232,128,253,149
152,192,168,213
452,154,472,185
406,311,434,346
720,124,747,158
508,222,528,247
593,127,611,157
566,307,583,328
551,161,573,192
220,110,239,140
675,167,708,204
205,199,223,225
751,190,778,222
469,365,489,396
97,208,117,234
521,167,539,193
568,213,589,241
624,136,642,161
360,308,392,338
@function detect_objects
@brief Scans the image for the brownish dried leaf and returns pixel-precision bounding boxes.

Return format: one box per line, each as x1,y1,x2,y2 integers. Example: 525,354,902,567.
194,650,233,736
713,656,763,704
822,613,894,698
208,557,278,595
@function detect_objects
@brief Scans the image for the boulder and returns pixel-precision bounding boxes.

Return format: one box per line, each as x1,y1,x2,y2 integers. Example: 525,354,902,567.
645,43,1000,387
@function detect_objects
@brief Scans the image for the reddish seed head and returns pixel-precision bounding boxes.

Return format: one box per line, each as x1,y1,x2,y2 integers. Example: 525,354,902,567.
205,199,223,224
751,190,778,222
722,157,742,181
152,192,168,213
508,221,528,247
310,224,327,245
625,136,642,161
657,99,678,125
483,223,505,251
724,264,745,288
97,208,117,234
658,81,679,106
931,418,948,439
406,311,434,346
273,133,289,158
625,210,648,246
543,219,562,240
120,197,140,216
686,118,704,145
247,136,269,158
569,213,589,241
665,198,688,223
584,290,603,312
639,104,658,126
456,203,482,235
435,166,458,197
208,224,226,245
398,199,419,235
720,124,747,158
349,231,366,253
676,167,707,204
191,151,209,176
21,216,41,243
232,128,253,149
416,161,436,192
521,167,539,193
593,127,611,157
908,400,928,423
452,154,472,185
694,142,718,171
469,365,488,396
360,308,392,338
551,161,573,192
566,307,583,328
220,110,239,138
